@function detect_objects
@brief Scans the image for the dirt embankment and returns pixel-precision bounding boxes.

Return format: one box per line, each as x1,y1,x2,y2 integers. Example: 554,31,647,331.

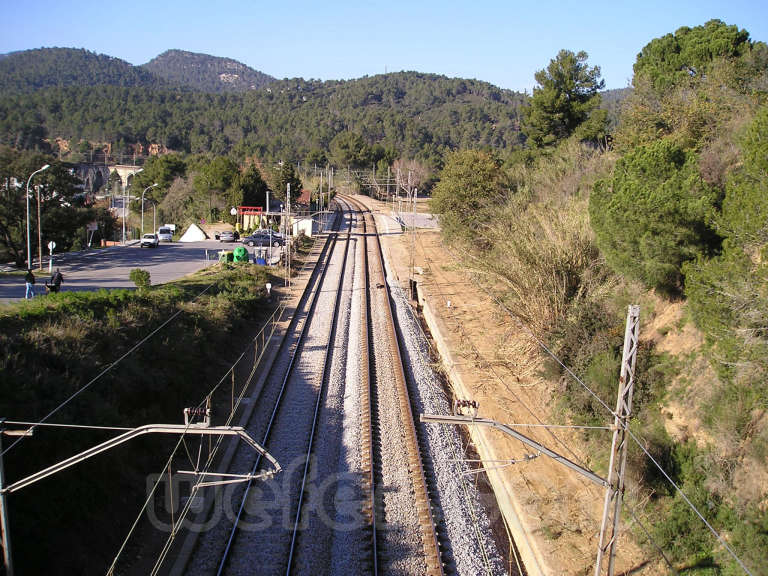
358,194,660,576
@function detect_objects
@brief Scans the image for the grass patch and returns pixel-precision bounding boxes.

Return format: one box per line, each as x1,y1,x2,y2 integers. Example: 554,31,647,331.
0,261,278,574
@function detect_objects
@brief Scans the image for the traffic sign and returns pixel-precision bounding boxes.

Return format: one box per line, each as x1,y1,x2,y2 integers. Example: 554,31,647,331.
47,241,56,252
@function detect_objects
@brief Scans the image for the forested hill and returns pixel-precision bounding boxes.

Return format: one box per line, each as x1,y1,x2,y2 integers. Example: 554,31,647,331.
0,70,528,166
142,49,276,93
0,48,165,92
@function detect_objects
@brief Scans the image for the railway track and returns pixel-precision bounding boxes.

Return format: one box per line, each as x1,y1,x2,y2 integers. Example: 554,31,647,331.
181,196,485,575
181,205,349,574
216,206,351,574
341,194,444,576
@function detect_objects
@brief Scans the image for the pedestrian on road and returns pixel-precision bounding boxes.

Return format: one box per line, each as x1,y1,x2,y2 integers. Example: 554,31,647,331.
24,269,35,299
46,268,64,294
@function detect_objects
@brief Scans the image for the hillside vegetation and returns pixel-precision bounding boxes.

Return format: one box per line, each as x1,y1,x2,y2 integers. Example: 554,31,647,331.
0,47,165,92
143,49,276,92
432,19,768,575
0,47,527,166
0,264,274,573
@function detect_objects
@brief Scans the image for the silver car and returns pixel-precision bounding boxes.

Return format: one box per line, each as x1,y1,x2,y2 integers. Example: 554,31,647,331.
157,227,173,242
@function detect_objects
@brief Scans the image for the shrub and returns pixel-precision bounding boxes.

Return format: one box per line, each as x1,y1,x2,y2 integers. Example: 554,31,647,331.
129,268,151,291
430,149,506,244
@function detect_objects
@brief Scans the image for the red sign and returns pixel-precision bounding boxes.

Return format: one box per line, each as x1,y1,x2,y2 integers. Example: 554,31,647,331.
238,206,263,215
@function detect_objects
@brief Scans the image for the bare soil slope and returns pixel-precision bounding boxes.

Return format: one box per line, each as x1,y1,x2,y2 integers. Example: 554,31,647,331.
360,194,659,576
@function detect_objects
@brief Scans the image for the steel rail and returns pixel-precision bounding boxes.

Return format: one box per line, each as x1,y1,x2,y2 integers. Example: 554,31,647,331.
215,206,346,575
336,196,379,574
356,197,379,574
286,202,355,574
343,195,444,576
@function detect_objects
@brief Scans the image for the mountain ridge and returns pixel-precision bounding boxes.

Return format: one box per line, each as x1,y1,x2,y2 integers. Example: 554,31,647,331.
142,49,276,93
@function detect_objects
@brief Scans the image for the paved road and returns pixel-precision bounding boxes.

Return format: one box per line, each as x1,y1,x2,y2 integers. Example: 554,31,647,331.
0,240,253,303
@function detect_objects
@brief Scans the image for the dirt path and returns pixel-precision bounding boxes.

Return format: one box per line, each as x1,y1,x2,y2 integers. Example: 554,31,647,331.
355,194,658,576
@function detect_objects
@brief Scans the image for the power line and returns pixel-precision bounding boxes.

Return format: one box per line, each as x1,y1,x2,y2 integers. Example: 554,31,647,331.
626,428,754,576
139,235,325,573
487,291,618,421
2,282,216,458
3,421,132,432
451,248,754,575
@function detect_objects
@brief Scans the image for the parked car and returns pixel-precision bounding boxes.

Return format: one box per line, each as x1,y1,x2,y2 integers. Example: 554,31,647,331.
242,230,285,247
140,233,159,248
157,227,173,242
219,230,238,242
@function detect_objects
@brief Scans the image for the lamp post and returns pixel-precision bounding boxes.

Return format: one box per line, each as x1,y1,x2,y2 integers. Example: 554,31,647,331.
36,185,43,271
122,169,143,244
26,164,50,270
140,183,158,237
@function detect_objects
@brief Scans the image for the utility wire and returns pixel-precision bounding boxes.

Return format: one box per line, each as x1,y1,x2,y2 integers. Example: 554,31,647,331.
144,232,325,574
2,282,215,458
109,299,288,575
3,421,132,432
626,427,754,576
489,292,618,420
622,499,679,576
453,248,754,576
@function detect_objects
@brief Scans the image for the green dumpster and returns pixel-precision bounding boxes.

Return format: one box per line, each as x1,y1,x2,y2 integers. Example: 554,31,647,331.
233,246,249,263
218,250,234,263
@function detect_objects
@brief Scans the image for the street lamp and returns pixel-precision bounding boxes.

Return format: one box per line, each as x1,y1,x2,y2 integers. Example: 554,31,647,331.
140,183,158,237
122,169,143,244
26,164,50,269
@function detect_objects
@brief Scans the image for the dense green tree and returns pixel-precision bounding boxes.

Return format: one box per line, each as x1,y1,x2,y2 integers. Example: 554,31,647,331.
617,20,768,150
133,154,187,197
633,19,753,92
0,69,527,168
92,206,118,245
685,106,768,370
191,156,239,221
522,50,605,147
0,148,93,264
430,150,506,243
225,165,269,224
329,131,371,168
270,162,303,202
0,48,163,93
590,139,720,294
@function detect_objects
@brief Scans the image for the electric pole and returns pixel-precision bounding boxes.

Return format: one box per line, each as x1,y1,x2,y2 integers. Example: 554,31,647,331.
595,305,640,576
0,422,34,576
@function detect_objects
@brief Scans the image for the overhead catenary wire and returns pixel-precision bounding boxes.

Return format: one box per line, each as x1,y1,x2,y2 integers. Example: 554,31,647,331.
143,230,327,574
447,245,755,576
626,427,754,576
2,281,217,458
107,298,290,575
386,211,755,575
2,421,132,432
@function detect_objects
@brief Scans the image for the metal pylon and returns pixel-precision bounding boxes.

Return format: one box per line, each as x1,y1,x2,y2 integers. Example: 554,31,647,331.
595,305,640,576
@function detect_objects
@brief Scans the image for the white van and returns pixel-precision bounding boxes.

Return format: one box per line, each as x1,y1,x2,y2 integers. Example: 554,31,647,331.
157,227,173,242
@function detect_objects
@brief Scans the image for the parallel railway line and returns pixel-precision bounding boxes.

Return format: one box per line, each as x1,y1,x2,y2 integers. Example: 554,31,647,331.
179,196,504,575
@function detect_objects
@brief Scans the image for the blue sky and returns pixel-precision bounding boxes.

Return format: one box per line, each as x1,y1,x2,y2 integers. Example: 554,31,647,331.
1,0,766,92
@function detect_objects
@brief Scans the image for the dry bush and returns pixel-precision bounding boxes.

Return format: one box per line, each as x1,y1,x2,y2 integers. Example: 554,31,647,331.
482,196,611,336
507,140,613,203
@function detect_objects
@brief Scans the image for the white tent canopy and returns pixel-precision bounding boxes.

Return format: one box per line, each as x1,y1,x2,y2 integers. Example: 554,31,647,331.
179,223,207,242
